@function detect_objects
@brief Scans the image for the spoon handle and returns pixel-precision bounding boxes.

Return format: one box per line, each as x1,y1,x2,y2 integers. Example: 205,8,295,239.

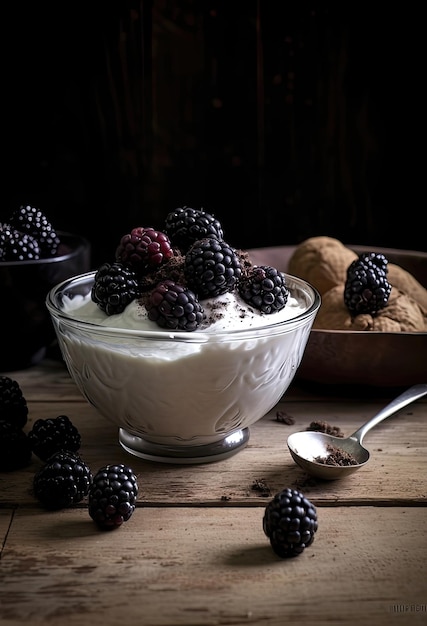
351,383,427,446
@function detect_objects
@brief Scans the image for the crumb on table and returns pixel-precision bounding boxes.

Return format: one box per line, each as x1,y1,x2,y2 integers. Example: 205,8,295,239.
306,420,344,437
276,410,295,425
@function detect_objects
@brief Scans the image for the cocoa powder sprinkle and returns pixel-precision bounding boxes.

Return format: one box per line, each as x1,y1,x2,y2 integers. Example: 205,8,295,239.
314,443,358,466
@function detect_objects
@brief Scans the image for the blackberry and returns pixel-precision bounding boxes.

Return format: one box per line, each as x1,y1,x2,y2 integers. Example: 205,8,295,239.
0,376,28,429
9,205,60,257
0,223,40,261
91,261,140,315
115,227,173,275
184,238,242,299
28,414,81,462
344,252,392,316
164,206,224,253
33,450,93,510
0,421,32,471
263,487,318,558
146,280,205,331
88,464,138,529
238,265,289,314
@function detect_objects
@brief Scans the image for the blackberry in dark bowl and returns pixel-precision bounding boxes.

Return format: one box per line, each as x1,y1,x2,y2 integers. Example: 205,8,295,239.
0,207,90,371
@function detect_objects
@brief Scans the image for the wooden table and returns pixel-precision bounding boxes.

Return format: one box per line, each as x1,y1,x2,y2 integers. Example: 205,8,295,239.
1,359,426,626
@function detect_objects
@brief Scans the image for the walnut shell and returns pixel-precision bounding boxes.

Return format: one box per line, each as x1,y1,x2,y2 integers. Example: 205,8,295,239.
387,263,427,312
314,285,427,332
288,236,357,295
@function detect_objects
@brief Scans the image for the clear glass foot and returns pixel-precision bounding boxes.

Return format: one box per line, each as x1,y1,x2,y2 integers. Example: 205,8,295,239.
119,427,250,464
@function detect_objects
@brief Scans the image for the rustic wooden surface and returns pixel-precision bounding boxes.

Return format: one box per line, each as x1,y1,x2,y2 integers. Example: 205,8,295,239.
1,359,426,625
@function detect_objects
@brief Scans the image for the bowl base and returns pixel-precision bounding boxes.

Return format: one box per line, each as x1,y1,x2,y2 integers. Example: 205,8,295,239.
119,428,250,464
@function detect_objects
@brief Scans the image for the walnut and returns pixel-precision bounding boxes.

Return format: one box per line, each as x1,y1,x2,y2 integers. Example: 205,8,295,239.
288,236,357,295
289,236,427,333
387,263,427,312
314,286,427,332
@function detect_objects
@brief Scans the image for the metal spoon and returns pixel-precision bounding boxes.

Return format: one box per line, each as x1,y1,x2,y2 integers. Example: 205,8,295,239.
287,383,427,480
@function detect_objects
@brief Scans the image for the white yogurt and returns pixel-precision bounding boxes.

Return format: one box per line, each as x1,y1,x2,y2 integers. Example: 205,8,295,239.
64,290,306,332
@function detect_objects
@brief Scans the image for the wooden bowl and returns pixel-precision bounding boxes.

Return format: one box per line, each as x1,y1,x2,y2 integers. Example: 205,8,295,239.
248,245,427,388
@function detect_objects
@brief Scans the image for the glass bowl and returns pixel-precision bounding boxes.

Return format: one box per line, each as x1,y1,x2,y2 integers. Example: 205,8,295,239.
46,271,320,463
0,232,91,371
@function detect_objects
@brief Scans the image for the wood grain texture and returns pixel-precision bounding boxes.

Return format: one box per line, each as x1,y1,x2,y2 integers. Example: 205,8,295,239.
1,398,426,507
1,508,426,626
1,360,426,626
1,360,426,507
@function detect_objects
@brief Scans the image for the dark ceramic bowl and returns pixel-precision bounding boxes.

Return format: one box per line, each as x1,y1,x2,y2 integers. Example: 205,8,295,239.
0,232,91,371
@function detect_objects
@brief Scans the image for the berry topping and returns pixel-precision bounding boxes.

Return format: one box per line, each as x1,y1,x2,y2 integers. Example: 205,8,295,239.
139,252,187,293
88,464,138,529
263,487,318,558
0,376,29,429
116,227,173,275
28,415,82,462
92,261,140,315
239,265,289,314
184,238,242,299
0,421,32,471
9,204,60,257
0,223,40,261
344,252,392,316
146,280,205,331
164,206,224,252
33,451,93,510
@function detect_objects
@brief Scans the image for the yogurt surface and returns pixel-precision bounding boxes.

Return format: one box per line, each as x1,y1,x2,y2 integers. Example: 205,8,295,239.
64,290,306,332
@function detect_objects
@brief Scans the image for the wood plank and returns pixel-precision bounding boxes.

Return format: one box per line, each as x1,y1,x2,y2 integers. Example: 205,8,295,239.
0,510,13,545
2,399,426,507
3,360,81,402
0,507,425,626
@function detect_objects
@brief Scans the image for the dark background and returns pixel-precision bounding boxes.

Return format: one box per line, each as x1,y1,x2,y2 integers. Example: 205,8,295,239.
2,1,424,267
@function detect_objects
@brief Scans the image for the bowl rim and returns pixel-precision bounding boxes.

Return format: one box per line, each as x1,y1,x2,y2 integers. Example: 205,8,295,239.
248,243,427,261
46,270,321,342
309,327,427,337
0,231,90,267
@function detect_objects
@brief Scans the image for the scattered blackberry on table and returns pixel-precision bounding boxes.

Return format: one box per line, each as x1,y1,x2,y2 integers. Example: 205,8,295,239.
344,252,392,316
33,450,93,510
9,205,60,257
0,421,32,471
91,261,140,315
0,376,28,429
88,464,138,530
116,227,173,275
147,280,205,331
0,223,40,261
28,415,81,462
164,206,224,253
263,487,318,558
239,265,289,314
184,237,242,299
